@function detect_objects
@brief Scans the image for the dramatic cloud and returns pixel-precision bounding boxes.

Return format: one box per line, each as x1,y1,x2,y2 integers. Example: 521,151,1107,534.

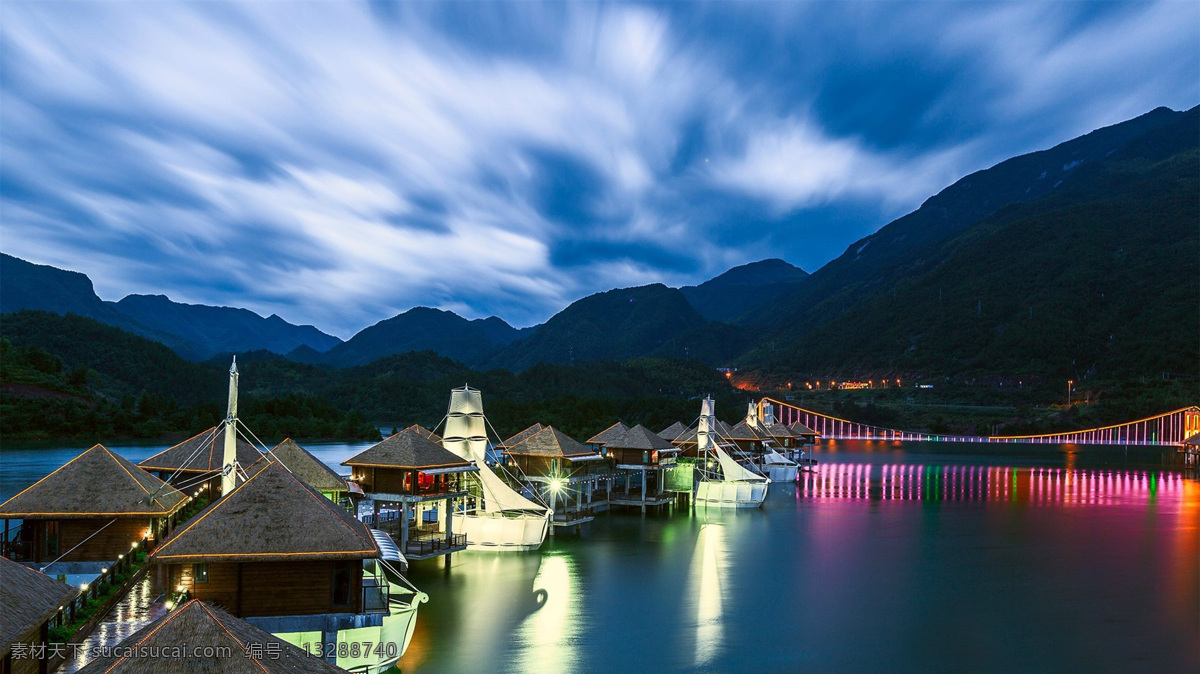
1,1,1196,335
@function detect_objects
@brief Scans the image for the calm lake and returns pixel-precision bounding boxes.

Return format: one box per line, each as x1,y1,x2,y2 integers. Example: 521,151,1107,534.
3,439,1197,673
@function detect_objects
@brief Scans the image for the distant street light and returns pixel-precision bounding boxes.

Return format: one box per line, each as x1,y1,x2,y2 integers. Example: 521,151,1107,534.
1067,380,1074,407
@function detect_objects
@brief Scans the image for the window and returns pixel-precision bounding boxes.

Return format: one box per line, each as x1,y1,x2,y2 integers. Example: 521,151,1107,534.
43,521,60,559
332,562,353,607
643,451,649,464
194,563,208,584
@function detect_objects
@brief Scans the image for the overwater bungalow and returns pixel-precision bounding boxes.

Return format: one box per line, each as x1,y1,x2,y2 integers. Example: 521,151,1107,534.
138,426,264,499
0,556,80,674
0,445,187,568
585,421,631,457
603,425,681,512
151,461,424,672
74,599,343,673
268,438,361,511
343,427,476,560
503,426,608,531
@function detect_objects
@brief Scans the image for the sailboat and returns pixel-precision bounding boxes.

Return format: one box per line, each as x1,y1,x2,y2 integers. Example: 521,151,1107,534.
694,397,769,508
440,386,551,550
747,402,800,482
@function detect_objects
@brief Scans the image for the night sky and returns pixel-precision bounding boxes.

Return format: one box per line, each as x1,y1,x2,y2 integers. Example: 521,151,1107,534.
2,1,1196,336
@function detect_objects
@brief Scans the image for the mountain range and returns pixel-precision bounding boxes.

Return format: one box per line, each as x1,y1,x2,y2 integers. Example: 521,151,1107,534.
2,104,1196,380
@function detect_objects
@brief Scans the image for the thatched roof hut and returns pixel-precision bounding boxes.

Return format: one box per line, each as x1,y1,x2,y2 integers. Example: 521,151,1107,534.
506,427,600,460
657,421,688,441
139,427,263,475
502,423,545,448
152,462,378,564
75,599,343,673
0,444,186,519
343,428,472,471
586,421,631,446
606,425,678,452
268,438,346,493
0,556,79,659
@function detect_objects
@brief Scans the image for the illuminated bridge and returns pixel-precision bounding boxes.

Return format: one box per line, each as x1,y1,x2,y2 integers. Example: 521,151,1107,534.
760,398,1200,447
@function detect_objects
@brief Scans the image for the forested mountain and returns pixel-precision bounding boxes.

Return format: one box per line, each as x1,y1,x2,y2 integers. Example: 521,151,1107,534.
485,284,711,371
746,106,1200,380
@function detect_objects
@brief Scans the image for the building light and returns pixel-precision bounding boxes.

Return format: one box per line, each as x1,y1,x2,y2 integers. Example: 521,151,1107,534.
80,583,89,591
549,478,564,494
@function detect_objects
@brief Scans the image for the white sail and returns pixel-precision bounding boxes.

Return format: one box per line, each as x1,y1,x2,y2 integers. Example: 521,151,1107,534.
712,441,767,483
442,386,547,515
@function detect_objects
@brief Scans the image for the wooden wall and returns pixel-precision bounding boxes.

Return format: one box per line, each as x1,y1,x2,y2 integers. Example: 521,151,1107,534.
170,560,363,618
22,518,149,563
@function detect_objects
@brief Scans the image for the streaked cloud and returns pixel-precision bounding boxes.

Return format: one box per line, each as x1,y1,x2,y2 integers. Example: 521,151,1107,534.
1,1,1195,335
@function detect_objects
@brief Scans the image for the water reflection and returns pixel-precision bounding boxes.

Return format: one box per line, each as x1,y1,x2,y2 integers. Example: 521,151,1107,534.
802,463,1187,505
687,523,725,668
514,554,578,672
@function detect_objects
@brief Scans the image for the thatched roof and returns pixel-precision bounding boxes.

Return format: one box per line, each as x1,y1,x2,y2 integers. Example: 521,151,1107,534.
657,421,687,441
139,426,263,474
764,422,796,439
268,439,347,492
0,556,79,657
153,462,378,564
506,427,599,459
726,420,769,441
503,423,545,448
606,424,677,451
404,424,442,443
789,421,819,436
343,428,473,471
76,600,344,673
0,445,187,519
587,421,631,446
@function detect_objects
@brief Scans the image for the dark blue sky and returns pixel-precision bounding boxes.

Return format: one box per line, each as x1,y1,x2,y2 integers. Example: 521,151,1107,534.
2,1,1196,336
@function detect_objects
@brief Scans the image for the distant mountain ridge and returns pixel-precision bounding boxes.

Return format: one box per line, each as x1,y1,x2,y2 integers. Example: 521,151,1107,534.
0,253,341,361
313,307,524,368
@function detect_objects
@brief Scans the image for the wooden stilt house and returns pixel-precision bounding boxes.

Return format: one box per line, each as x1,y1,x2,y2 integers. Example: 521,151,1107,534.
0,556,80,674
152,461,380,618
0,445,187,567
343,428,477,560
602,425,680,512
503,426,607,530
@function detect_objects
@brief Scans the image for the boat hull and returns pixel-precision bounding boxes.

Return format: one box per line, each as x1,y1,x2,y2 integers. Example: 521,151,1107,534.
694,480,768,508
764,464,799,482
453,512,549,551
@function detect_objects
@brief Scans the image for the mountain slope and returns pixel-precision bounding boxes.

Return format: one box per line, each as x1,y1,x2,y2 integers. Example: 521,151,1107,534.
487,284,712,371
319,307,520,368
0,253,148,333
755,106,1190,331
680,258,808,322
750,106,1199,379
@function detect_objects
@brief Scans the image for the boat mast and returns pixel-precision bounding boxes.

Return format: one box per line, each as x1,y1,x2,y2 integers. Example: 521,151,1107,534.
221,357,240,495
699,396,714,477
